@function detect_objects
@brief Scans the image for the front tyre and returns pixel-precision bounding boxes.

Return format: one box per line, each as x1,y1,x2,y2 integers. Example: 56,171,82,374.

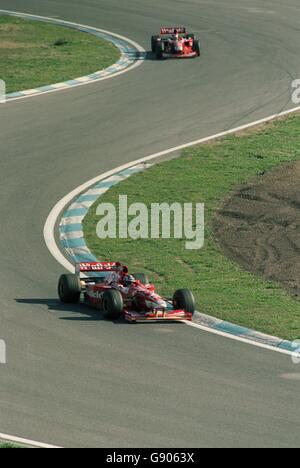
58,274,81,303
173,289,196,315
151,35,160,53
102,289,123,320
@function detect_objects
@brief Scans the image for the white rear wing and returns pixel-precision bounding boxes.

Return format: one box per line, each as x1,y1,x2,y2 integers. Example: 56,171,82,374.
160,27,186,35
75,262,118,279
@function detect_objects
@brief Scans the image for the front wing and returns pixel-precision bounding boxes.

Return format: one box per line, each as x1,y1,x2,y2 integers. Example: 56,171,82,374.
162,51,198,59
123,309,193,323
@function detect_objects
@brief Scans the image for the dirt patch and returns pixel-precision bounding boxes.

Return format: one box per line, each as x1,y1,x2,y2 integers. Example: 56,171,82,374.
213,161,300,298
0,23,22,33
0,41,35,49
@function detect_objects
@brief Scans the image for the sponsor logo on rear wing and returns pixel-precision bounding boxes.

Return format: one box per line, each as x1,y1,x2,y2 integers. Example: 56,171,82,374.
76,262,118,273
160,27,186,35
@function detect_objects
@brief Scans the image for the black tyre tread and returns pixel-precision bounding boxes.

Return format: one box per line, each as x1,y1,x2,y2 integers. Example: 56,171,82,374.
173,289,196,314
151,35,160,53
155,42,164,59
58,274,81,304
102,289,123,320
193,39,201,56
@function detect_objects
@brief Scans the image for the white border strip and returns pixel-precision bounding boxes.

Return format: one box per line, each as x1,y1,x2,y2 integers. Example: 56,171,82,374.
0,433,61,448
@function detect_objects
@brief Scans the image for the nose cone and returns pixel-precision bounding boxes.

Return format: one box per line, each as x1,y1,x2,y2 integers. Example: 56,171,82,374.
146,298,167,310
158,299,167,309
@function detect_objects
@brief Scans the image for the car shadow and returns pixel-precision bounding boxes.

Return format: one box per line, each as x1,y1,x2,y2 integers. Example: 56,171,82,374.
133,51,162,61
15,298,128,324
15,298,184,327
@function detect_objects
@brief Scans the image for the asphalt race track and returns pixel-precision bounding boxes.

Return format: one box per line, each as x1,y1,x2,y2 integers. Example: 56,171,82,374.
0,0,300,448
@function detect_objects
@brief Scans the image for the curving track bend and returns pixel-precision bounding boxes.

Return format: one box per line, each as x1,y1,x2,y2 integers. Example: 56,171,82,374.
0,0,300,448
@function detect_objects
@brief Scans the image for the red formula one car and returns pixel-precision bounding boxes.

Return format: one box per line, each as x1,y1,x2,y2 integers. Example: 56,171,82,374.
58,262,195,323
152,27,201,59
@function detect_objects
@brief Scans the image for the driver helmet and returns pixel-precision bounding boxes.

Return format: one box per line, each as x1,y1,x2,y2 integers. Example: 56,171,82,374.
124,275,135,286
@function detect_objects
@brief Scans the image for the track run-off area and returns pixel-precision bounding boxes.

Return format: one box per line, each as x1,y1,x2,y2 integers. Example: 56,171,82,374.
0,0,300,448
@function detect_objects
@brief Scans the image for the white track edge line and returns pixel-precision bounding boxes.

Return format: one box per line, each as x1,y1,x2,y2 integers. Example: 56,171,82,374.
0,433,61,448
184,321,295,356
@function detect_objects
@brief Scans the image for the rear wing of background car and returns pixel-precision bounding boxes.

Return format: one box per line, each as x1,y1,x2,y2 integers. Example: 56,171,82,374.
160,27,186,35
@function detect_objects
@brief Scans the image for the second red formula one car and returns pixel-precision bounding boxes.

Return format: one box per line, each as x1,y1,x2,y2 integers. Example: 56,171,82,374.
151,27,201,59
58,262,196,323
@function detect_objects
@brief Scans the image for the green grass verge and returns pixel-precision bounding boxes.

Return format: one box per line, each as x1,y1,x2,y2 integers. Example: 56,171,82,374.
0,443,21,448
84,114,300,341
0,16,120,93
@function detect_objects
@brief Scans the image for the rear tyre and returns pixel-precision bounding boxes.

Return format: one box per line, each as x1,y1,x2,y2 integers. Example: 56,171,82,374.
173,289,196,315
151,35,160,53
58,274,81,304
133,273,150,285
193,40,201,56
102,289,123,320
155,42,164,59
